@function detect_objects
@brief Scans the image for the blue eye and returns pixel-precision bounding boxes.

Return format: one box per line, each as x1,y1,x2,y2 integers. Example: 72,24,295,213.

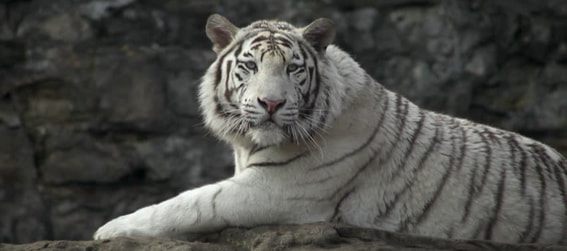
245,61,257,70
287,63,299,72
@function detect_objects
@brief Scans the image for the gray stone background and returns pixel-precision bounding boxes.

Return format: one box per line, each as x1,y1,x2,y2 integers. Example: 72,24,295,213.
0,0,566,244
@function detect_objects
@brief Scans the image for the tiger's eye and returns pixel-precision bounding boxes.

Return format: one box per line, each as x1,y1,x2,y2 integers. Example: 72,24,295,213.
245,61,257,70
287,64,299,72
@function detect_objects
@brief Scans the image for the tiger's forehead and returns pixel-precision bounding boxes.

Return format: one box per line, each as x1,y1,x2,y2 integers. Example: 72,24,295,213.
236,19,302,48
234,20,306,63
247,19,296,32
241,30,299,63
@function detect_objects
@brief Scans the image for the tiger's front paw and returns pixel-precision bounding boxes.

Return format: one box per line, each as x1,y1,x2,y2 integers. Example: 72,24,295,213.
93,216,152,240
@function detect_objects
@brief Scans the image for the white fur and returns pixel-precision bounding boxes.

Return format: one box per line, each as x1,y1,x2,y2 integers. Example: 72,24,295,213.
94,17,567,244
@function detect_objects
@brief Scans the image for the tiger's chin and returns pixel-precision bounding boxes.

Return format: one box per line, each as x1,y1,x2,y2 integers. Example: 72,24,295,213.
248,124,288,146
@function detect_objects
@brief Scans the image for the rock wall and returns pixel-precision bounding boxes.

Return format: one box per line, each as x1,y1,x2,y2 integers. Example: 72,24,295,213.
1,0,566,244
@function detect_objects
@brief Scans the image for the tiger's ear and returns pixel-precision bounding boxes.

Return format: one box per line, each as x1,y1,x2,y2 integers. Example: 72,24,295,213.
302,18,336,53
206,14,239,54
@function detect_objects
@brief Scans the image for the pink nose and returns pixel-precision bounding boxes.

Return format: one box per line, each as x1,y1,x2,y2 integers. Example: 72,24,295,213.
257,98,286,114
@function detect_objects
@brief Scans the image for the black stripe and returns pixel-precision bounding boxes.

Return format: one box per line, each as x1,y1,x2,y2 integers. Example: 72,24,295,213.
414,122,442,176
398,96,410,127
213,96,229,118
377,96,410,177
260,49,269,62
296,94,389,203
275,39,292,48
315,88,331,132
297,48,312,118
299,46,308,62
509,136,528,195
308,91,389,172
407,123,455,231
213,58,225,88
331,188,356,223
190,199,202,225
506,135,518,172
251,35,269,45
478,130,493,188
379,124,441,222
447,117,460,129
233,43,243,57
532,144,557,177
390,110,426,179
236,64,249,73
519,195,536,242
327,143,381,201
305,43,320,113
214,44,234,88
224,60,234,102
395,94,403,119
528,145,548,242
235,73,243,81
530,144,557,180
247,151,308,168
211,188,223,219
485,168,506,240
275,31,294,41
461,128,492,223
243,110,259,116
551,156,567,240
484,128,500,145
274,35,292,45
531,177,546,242
212,42,244,117
462,159,479,222
456,127,468,172
380,95,408,155
248,144,272,157
278,49,286,62
290,153,377,203
302,66,315,106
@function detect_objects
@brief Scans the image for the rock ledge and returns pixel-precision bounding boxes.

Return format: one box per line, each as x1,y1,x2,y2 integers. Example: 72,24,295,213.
2,223,566,251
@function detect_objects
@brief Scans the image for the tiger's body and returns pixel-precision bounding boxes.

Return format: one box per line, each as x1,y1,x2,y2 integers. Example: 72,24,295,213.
94,15,567,243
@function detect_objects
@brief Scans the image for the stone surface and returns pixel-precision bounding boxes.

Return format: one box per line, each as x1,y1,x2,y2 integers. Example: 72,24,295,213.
0,125,35,185
1,0,567,247
2,223,566,251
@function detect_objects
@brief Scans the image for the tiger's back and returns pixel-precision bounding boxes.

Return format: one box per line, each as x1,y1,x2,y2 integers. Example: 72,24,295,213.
331,90,567,243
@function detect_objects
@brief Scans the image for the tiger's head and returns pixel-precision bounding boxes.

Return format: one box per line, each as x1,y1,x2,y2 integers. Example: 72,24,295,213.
200,14,337,147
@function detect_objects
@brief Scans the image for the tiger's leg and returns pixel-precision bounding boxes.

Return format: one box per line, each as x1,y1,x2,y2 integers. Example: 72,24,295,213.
93,168,331,239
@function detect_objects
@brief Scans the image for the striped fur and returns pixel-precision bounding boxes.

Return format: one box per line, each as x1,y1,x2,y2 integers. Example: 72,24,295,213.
94,15,567,244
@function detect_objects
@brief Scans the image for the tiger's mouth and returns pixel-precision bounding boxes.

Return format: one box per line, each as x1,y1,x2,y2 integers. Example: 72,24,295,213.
247,120,288,146
251,120,280,130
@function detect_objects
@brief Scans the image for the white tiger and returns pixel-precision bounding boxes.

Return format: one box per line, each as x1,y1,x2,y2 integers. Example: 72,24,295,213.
94,14,567,244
